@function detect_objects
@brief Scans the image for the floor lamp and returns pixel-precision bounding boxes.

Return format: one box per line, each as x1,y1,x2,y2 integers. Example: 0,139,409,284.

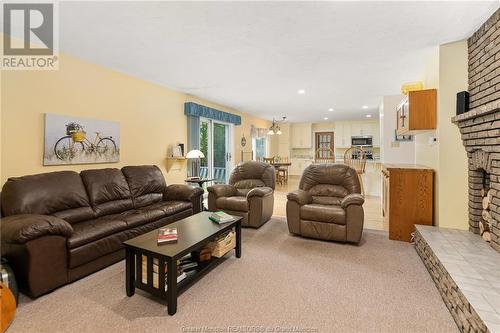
186,149,205,178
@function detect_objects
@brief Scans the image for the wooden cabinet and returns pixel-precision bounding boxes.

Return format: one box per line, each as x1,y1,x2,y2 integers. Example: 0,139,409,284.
382,164,434,242
396,89,437,135
291,123,312,148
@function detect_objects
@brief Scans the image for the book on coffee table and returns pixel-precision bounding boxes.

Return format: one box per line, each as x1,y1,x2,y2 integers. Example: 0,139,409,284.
209,211,235,224
157,227,177,244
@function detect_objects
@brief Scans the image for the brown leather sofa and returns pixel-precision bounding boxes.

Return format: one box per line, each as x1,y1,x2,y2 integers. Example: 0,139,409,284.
286,164,365,243
207,161,275,228
0,165,203,298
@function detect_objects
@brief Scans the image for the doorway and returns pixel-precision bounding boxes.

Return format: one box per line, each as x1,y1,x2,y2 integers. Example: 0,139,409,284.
199,118,232,183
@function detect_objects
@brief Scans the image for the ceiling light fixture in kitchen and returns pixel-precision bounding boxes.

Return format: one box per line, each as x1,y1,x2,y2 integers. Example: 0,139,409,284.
267,116,287,135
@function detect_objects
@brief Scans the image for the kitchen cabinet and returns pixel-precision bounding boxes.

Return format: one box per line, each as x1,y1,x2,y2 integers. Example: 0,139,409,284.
277,124,291,157
334,124,344,148
396,89,437,135
335,121,379,148
371,122,380,146
382,164,434,242
351,123,362,136
290,123,312,148
335,122,352,148
290,158,313,176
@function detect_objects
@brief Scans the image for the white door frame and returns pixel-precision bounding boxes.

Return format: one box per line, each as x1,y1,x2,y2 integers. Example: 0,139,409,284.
201,117,233,183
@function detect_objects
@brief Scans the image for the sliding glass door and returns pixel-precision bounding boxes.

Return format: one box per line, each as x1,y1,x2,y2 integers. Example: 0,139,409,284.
200,118,232,183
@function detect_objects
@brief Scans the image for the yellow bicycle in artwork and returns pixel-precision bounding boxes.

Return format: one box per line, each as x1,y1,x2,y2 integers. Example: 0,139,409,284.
54,123,117,161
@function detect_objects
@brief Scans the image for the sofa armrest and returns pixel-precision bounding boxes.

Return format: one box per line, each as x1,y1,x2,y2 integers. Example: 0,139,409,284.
247,187,273,198
1,214,73,244
287,190,312,206
207,184,237,198
341,193,365,208
164,184,204,201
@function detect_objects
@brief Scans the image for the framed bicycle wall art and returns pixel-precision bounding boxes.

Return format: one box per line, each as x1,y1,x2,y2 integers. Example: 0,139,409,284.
43,113,120,165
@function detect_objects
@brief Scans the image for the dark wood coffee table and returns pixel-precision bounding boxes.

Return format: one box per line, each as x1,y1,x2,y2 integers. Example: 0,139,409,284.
123,212,242,315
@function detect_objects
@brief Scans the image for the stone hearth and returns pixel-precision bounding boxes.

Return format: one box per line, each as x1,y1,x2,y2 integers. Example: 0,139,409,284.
415,225,500,333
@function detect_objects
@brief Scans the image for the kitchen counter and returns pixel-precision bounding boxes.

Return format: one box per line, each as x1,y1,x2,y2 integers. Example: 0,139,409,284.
382,163,433,170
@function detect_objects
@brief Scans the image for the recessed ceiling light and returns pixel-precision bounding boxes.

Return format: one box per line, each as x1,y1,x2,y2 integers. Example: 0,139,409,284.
362,105,369,109
324,117,328,120
328,108,334,112
366,114,372,118
297,89,305,94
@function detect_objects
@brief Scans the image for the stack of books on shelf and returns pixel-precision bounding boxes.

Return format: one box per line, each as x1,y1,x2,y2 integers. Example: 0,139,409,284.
179,253,199,272
209,211,235,224
141,256,186,290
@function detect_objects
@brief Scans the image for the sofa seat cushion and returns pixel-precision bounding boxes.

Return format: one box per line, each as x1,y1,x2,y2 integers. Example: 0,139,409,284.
300,204,346,225
142,200,192,215
68,208,194,268
122,201,192,228
67,217,128,249
68,231,128,268
216,196,248,212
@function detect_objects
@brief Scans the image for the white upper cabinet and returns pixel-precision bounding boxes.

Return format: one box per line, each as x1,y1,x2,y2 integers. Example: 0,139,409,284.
334,124,344,148
351,123,362,137
290,123,312,148
334,120,380,148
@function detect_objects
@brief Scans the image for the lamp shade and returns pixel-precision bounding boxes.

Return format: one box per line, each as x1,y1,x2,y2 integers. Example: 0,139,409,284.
186,149,205,159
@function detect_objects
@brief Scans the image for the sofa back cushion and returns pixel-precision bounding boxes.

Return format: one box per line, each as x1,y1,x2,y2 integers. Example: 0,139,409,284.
229,161,275,190
300,164,361,195
121,165,166,208
80,168,133,216
1,171,94,223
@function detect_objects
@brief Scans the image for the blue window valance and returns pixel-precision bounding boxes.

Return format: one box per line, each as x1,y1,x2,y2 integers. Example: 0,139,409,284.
184,102,241,125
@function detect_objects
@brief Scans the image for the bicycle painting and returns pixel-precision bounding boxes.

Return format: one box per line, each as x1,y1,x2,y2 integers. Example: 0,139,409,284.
43,113,120,165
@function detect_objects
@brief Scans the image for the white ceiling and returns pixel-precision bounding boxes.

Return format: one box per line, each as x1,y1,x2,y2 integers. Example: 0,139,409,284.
53,1,500,122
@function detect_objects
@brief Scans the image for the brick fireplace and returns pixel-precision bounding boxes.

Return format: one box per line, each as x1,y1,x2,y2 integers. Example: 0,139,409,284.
453,102,500,252
452,8,500,253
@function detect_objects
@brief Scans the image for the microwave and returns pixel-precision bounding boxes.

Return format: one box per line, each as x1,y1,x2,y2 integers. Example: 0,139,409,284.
351,136,373,147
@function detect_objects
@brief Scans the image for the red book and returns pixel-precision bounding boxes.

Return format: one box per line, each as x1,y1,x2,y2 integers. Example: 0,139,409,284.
157,228,177,244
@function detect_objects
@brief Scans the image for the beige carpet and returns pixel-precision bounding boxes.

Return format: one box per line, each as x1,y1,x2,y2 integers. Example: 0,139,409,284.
10,218,458,333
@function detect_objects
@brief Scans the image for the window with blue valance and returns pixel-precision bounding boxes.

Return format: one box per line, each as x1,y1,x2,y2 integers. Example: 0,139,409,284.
185,102,241,152
184,102,241,125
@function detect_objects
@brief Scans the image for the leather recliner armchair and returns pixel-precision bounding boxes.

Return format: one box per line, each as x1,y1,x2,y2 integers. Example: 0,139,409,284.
286,164,365,243
207,161,275,228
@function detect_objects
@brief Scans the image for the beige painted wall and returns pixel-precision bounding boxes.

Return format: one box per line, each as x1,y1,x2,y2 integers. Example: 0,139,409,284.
437,41,469,229
414,41,469,229
1,53,270,185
